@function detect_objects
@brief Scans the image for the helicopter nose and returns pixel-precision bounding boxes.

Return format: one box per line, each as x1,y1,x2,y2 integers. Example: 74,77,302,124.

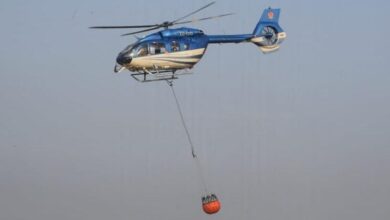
116,55,132,65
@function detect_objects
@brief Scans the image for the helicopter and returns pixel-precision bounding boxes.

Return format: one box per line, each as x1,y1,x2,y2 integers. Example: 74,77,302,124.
90,2,286,82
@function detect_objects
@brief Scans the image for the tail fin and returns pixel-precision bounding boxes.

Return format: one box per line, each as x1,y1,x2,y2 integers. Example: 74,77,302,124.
251,8,286,53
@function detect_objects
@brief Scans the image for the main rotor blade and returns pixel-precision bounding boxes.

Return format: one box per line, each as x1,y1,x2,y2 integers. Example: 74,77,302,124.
174,13,234,25
89,25,158,29
171,1,216,24
121,26,162,36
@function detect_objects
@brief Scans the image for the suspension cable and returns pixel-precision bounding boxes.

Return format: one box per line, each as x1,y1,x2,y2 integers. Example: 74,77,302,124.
167,80,208,193
168,81,197,158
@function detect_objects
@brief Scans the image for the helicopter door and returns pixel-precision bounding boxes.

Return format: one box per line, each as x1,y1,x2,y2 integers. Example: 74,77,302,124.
149,42,166,55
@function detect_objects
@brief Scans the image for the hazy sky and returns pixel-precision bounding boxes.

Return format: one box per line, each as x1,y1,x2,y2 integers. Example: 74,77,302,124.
1,0,390,220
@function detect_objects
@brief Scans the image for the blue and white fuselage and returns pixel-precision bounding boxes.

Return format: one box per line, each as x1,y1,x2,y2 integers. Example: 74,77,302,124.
116,28,209,72
115,8,286,74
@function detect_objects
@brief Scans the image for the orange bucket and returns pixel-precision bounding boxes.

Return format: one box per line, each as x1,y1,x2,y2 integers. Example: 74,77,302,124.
202,194,221,214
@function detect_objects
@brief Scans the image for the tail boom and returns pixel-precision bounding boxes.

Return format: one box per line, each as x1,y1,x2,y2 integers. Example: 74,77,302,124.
207,34,252,44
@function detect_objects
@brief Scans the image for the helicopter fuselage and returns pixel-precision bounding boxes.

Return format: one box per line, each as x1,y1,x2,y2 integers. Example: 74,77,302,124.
116,28,211,73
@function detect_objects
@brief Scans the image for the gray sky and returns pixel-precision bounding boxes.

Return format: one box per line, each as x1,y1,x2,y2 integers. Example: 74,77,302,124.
1,0,390,220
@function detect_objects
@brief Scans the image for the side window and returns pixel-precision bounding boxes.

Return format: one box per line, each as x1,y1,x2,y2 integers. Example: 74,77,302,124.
171,41,180,52
183,43,190,50
150,42,166,55
136,44,148,57
159,44,167,54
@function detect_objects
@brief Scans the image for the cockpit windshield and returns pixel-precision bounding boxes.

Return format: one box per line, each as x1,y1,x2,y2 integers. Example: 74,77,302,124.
120,41,167,58
119,43,137,57
132,44,148,57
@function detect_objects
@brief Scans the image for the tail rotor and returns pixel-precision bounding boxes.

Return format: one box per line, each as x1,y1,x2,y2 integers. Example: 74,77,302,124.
251,8,287,53
261,26,278,46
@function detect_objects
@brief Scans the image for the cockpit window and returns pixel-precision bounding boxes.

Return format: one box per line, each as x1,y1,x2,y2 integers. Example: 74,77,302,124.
136,44,148,57
124,44,134,52
128,43,148,58
124,41,168,58
119,43,136,57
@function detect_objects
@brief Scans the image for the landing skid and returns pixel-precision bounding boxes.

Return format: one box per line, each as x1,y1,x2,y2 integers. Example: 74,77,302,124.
130,69,193,83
